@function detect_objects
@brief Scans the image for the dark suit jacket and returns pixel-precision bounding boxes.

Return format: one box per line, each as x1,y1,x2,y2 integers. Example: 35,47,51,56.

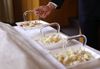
79,0,100,18
51,0,64,8
52,0,100,17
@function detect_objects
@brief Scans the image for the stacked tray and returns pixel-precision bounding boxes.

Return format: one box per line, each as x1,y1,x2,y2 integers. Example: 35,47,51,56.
15,19,100,69
29,21,100,69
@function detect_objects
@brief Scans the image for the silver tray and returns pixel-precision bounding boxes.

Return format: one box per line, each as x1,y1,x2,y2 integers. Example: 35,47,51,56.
34,32,66,50
16,20,47,30
49,44,100,68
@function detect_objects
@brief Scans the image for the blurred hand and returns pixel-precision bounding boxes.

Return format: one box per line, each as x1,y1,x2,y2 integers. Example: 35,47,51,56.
34,4,55,18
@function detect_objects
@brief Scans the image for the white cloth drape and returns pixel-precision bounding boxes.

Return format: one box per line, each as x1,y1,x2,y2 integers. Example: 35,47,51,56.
0,22,65,69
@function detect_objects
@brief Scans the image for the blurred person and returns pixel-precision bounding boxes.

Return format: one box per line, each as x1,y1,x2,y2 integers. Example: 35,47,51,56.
34,0,100,50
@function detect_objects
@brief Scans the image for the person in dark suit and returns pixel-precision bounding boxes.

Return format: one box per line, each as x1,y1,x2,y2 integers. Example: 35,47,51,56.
34,0,100,50
79,0,100,50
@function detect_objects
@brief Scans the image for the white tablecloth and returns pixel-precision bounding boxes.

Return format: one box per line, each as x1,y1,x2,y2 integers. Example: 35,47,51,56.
0,22,66,69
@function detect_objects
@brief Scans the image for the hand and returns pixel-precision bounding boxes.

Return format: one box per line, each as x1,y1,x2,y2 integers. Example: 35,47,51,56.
34,4,55,18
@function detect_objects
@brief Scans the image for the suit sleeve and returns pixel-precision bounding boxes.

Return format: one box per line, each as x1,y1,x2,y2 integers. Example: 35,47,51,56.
51,0,64,8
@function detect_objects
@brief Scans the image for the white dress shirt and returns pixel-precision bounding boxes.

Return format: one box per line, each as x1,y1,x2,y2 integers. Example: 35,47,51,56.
47,2,58,8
